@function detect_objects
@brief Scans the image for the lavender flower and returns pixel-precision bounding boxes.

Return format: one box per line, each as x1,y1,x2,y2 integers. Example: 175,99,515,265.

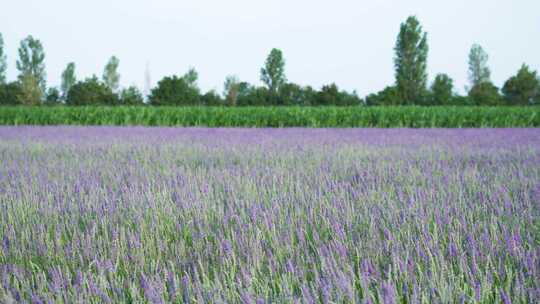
0,127,538,303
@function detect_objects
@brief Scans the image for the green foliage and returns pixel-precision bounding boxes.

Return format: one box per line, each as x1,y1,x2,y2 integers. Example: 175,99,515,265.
45,87,61,105
316,84,341,106
261,48,286,95
429,74,454,105
224,75,240,106
237,86,271,106
502,64,540,105
16,36,46,94
0,33,6,84
365,86,400,106
448,95,474,106
314,84,361,106
468,44,491,89
466,44,500,106
229,82,360,107
183,68,198,87
0,106,538,127
61,62,76,99
17,74,43,105
120,86,144,105
278,83,316,106
0,82,23,105
149,72,201,105
102,56,120,92
468,82,503,105
2,28,539,109
66,76,119,106
231,82,254,106
237,82,316,106
201,90,223,106
2,27,539,109
394,16,429,104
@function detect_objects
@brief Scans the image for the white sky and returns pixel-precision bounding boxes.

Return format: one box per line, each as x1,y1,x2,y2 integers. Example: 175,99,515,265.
1,0,539,96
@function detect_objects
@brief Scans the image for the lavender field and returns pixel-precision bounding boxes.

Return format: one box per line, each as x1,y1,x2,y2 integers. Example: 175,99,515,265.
1,127,539,303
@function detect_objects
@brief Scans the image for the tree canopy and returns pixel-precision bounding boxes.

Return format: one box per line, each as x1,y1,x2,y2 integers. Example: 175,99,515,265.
16,35,46,94
0,20,538,107
502,64,540,105
66,76,118,106
61,62,77,100
149,72,201,106
261,48,287,96
103,56,120,92
468,44,491,89
0,33,7,84
394,16,429,105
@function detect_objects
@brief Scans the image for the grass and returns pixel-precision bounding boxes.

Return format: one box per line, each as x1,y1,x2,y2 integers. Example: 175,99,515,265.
0,105,539,127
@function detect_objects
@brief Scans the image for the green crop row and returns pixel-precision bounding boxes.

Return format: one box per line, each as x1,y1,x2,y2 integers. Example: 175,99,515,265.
0,106,538,127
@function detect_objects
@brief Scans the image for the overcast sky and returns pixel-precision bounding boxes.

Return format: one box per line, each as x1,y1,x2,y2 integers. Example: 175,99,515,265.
1,0,538,96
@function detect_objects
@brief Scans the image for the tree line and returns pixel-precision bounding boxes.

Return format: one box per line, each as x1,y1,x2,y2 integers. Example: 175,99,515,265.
0,16,539,107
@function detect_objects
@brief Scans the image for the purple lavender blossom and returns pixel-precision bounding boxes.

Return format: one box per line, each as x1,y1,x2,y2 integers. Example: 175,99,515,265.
0,127,538,303
500,290,512,304
381,282,397,304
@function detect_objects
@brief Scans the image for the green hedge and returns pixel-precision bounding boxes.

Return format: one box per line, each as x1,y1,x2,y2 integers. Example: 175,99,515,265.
0,106,538,127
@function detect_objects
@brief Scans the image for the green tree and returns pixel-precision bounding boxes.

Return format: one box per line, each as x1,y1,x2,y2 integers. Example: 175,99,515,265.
313,84,361,106
429,74,454,105
17,74,42,105
237,86,271,106
261,48,286,96
448,95,474,106
502,64,540,105
149,74,200,106
66,76,119,105
0,82,23,105
103,56,120,92
365,86,401,106
468,82,502,105
201,90,223,106
316,84,340,106
183,68,198,88
233,82,257,106
394,16,429,105
0,33,7,84
61,62,77,99
538,75,540,104
468,44,491,89
466,44,501,105
279,83,316,106
224,75,240,106
120,86,144,105
16,35,46,94
45,87,61,105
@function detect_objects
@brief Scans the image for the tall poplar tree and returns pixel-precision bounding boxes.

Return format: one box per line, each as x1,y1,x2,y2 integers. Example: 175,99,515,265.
16,35,46,93
261,48,286,94
61,62,77,99
394,16,429,104
103,56,120,92
0,33,7,84
468,44,491,89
